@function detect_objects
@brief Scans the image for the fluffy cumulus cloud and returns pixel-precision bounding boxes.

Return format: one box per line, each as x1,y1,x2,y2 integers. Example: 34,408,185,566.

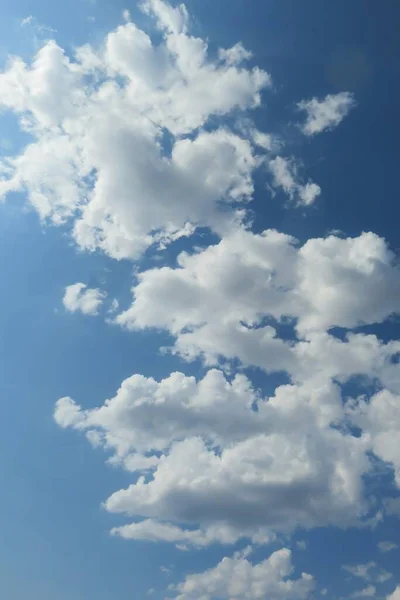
0,0,275,260
55,227,400,553
116,229,400,367
297,91,356,135
389,588,400,600
55,361,397,546
62,283,106,316
172,548,315,600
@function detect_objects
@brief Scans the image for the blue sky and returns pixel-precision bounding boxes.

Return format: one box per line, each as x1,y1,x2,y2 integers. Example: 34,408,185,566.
0,1,399,599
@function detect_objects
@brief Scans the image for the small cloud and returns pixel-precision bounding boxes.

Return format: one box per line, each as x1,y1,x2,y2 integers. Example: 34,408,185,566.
20,15,34,27
299,182,321,206
62,283,107,316
19,14,57,46
378,541,398,553
269,156,321,206
296,540,307,551
343,562,392,587
376,569,392,583
352,585,376,598
123,9,131,22
235,118,276,152
297,91,356,136
343,562,376,581
108,299,120,314
327,228,345,237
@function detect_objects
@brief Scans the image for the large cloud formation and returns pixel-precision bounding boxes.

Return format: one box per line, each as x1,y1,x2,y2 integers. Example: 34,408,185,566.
55,370,370,544
2,0,399,597
0,0,273,259
116,229,400,364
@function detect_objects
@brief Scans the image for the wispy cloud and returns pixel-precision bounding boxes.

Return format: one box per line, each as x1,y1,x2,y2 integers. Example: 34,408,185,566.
298,91,356,135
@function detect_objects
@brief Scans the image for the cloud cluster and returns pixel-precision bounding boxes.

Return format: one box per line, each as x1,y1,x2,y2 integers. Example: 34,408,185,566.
54,219,400,561
4,1,396,597
45,6,398,558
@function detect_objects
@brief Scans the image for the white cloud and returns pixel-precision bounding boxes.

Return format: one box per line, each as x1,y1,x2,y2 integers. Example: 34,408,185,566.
55,226,400,546
116,229,400,372
103,427,368,534
352,585,376,598
17,0,396,589
54,367,374,543
173,548,314,600
20,15,34,27
107,299,120,315
298,182,321,206
343,562,376,580
378,541,398,553
160,565,172,574
297,92,356,136
20,14,57,34
251,128,273,150
296,540,307,551
141,0,189,35
347,390,400,486
219,42,253,65
377,570,393,584
0,1,272,260
389,588,400,600
343,562,392,588
111,519,271,549
268,156,321,205
62,283,106,316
